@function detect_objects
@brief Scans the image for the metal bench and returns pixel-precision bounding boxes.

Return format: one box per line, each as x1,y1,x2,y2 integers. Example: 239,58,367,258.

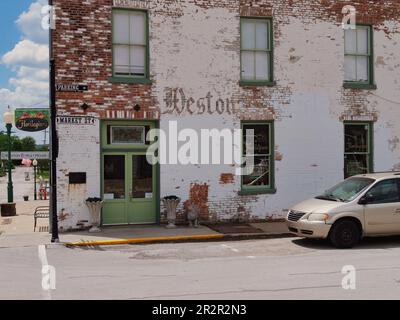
34,206,50,232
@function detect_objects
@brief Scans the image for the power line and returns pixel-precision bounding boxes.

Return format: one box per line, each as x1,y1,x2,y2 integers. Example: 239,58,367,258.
370,92,400,105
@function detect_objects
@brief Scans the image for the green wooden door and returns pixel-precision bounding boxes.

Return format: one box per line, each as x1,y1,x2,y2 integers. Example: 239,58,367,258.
102,152,156,225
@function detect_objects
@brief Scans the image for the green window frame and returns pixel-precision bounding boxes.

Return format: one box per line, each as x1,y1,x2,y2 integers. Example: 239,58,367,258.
240,17,274,86
240,121,276,195
344,121,374,179
343,25,376,89
110,9,151,84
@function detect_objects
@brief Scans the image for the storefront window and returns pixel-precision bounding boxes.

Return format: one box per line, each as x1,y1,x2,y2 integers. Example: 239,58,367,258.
241,122,275,193
344,122,373,178
104,155,125,199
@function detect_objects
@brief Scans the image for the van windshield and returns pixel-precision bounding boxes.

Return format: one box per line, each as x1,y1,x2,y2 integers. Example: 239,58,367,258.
316,177,375,202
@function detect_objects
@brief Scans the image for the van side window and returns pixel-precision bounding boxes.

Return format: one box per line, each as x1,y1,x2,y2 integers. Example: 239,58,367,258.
366,179,400,204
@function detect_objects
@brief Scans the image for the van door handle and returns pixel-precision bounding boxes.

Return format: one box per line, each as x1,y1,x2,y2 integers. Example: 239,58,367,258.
395,208,400,214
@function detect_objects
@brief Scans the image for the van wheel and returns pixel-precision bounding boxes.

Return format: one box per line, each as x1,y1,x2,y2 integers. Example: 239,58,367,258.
329,220,360,249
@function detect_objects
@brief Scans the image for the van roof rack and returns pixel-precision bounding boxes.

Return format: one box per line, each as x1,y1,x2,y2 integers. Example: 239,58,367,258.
371,171,400,174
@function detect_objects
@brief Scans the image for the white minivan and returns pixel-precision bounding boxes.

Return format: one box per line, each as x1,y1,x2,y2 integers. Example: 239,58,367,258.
286,172,400,248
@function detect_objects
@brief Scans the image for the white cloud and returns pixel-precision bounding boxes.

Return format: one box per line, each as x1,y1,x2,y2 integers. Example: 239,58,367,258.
16,0,49,45
2,39,48,68
0,0,49,144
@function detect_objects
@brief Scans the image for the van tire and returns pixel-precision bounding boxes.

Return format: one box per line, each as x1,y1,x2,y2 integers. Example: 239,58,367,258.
329,220,360,249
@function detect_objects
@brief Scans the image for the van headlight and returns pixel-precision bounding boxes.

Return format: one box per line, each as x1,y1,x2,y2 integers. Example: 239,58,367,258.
308,213,329,222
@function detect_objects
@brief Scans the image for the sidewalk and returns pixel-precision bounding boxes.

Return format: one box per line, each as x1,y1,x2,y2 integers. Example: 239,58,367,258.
63,221,292,247
0,195,292,248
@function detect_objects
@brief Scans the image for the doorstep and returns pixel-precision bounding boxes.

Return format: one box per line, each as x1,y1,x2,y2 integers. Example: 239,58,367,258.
64,222,293,247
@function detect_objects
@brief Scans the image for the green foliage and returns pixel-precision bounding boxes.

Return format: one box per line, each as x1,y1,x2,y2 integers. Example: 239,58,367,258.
20,137,36,151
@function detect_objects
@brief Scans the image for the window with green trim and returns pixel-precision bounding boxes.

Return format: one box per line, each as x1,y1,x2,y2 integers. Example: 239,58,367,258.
112,10,148,78
241,122,275,193
344,25,373,84
344,122,373,178
240,18,272,83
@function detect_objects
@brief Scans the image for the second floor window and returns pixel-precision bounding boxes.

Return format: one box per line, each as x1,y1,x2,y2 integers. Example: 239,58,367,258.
112,10,148,78
240,18,272,83
344,25,372,84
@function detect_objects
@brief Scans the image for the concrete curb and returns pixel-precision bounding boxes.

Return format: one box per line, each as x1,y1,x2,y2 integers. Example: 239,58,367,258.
64,232,294,247
64,234,225,247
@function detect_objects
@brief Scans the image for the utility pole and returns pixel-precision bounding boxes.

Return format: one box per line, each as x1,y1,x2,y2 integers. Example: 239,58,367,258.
49,0,59,242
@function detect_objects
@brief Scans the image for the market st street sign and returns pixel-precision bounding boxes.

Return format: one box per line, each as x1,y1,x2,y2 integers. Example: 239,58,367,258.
0,151,50,160
15,109,50,132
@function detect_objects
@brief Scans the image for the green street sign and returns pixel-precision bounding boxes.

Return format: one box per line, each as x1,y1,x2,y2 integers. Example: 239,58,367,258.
15,108,50,132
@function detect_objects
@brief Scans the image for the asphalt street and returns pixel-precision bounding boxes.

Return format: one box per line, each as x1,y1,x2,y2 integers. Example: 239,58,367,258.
1,236,400,299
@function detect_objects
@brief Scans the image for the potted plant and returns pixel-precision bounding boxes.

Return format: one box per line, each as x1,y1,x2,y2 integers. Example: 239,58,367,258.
162,195,181,229
23,195,29,202
85,197,103,233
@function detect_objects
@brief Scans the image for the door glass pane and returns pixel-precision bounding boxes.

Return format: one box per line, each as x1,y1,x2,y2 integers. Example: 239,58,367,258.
113,12,130,44
114,45,130,75
356,56,368,81
130,46,145,76
366,179,400,204
344,29,357,54
345,124,369,153
242,20,255,50
104,155,125,199
357,28,369,54
243,156,270,187
132,155,153,198
255,21,269,50
130,12,145,45
241,51,254,80
344,56,356,81
255,52,269,80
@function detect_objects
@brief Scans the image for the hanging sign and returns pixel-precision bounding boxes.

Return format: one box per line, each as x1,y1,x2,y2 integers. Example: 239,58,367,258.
14,109,50,132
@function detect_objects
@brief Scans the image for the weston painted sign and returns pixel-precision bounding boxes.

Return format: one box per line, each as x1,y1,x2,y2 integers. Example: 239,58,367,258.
163,88,238,115
15,109,50,132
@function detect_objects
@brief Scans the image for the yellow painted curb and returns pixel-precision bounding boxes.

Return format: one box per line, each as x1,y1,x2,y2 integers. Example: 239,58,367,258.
65,234,224,247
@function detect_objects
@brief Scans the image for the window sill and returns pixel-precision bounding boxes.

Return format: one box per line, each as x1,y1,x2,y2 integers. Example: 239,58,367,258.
343,82,377,90
239,188,277,196
239,80,276,87
108,77,152,85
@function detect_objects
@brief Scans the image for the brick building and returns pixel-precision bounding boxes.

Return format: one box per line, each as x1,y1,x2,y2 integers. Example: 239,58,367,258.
52,0,400,231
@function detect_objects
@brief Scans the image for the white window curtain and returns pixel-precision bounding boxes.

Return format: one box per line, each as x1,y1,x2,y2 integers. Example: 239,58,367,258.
113,11,146,77
344,27,369,82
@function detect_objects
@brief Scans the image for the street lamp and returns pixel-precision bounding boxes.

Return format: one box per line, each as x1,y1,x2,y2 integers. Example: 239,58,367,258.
3,108,14,203
33,159,38,201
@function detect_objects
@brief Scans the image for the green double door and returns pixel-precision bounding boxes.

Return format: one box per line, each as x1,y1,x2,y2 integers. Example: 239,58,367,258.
102,152,157,225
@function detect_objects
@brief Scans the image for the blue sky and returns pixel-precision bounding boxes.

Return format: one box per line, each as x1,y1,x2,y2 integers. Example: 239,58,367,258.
0,0,49,142
0,1,35,88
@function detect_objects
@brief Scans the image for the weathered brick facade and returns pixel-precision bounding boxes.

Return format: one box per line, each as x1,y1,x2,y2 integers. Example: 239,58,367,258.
52,0,400,231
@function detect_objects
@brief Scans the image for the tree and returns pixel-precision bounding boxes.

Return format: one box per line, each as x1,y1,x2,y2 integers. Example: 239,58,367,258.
20,136,36,151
